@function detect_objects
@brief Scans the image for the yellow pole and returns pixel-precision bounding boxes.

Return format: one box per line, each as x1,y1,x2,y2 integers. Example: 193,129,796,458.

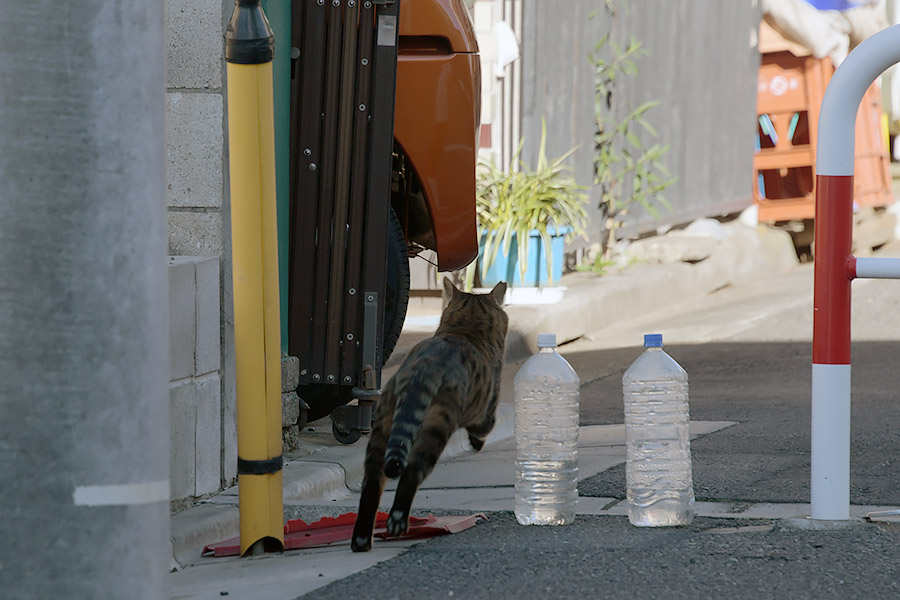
225,0,284,556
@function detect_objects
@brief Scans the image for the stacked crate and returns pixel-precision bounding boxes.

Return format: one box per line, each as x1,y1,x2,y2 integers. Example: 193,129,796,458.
753,23,892,222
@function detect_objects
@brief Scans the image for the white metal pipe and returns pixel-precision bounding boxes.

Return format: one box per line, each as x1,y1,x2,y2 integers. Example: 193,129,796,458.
811,364,852,520
854,257,900,279
812,23,900,522
818,24,900,176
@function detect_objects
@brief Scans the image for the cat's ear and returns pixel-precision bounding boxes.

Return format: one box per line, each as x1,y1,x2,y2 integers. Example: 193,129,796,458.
489,281,507,304
443,276,460,298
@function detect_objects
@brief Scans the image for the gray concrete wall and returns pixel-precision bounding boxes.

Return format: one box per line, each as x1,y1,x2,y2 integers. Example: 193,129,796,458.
164,0,237,503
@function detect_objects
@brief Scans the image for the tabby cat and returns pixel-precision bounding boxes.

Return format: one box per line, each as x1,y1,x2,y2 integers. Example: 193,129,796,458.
351,278,509,552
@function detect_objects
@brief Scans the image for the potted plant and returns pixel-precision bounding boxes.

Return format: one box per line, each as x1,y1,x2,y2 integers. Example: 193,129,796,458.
472,122,589,288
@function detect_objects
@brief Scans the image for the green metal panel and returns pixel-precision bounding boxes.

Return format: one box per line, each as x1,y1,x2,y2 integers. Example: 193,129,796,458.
262,0,291,355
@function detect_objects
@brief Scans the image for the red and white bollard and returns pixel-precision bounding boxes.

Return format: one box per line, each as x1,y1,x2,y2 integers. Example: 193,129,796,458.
813,25,900,520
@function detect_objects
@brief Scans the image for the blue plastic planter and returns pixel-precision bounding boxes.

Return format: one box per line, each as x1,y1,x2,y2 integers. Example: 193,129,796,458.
479,225,572,287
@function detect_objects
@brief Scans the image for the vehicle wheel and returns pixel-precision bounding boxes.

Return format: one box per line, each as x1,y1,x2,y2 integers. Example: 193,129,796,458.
332,420,362,445
382,207,410,365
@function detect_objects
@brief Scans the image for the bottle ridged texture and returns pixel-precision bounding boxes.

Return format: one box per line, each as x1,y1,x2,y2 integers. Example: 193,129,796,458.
623,348,694,527
514,349,580,526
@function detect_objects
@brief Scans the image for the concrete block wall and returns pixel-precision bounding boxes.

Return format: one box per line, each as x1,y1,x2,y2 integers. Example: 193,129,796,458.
165,0,227,257
164,0,237,504
168,257,223,502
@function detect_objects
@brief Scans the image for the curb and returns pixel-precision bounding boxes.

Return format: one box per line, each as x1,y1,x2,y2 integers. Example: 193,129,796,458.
170,403,516,567
504,220,797,360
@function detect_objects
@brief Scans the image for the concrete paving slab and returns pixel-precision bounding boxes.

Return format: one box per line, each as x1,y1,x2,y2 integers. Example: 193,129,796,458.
387,421,734,491
399,447,624,491
286,402,517,501
170,540,422,600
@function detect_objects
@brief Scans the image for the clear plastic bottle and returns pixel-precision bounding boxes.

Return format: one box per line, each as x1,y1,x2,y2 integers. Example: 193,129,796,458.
514,333,580,525
623,333,694,526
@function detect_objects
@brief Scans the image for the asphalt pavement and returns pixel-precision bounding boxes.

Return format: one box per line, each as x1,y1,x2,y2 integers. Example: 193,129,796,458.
169,214,900,599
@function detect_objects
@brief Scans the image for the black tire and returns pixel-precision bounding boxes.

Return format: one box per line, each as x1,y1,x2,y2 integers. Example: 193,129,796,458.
332,420,362,445
382,207,410,365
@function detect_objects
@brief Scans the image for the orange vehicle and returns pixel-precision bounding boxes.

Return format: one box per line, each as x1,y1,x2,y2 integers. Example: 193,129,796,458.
393,0,481,272
288,0,481,440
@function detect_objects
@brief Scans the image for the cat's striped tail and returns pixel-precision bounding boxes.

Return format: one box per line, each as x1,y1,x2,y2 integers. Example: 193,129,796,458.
383,371,443,479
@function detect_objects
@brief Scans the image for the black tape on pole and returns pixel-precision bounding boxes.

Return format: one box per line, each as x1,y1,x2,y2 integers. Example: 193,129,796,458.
225,0,275,65
237,455,284,475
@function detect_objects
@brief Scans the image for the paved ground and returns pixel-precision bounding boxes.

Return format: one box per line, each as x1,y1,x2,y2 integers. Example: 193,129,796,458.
170,226,900,599
302,513,900,600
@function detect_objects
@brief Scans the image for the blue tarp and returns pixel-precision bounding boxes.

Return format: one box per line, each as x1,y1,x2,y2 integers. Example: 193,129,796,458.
804,0,873,11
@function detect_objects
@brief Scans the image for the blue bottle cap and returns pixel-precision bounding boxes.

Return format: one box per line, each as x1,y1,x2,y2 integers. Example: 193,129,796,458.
644,333,663,348
537,333,557,348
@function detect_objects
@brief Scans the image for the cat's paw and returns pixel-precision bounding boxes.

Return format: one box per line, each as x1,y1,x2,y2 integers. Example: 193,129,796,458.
467,434,485,452
385,509,409,537
350,534,372,552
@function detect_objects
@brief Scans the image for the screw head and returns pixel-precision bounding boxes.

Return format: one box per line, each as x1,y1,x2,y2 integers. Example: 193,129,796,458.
358,104,367,112
304,148,312,156
327,375,335,382
300,368,308,376
360,58,369,66
367,294,375,302
313,374,321,381
348,288,356,295
309,163,317,171
346,333,354,341
344,376,352,383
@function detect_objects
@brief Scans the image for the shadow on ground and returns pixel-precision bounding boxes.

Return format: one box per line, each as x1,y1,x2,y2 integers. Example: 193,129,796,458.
570,341,900,506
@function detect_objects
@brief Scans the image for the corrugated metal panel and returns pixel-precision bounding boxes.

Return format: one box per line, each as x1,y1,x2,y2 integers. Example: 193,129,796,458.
520,0,761,244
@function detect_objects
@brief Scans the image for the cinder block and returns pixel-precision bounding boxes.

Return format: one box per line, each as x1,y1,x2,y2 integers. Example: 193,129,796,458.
164,0,223,89
165,92,224,209
195,374,222,496
170,379,198,501
221,275,238,484
282,391,300,428
168,211,223,257
281,355,299,392
168,257,197,381
195,257,221,375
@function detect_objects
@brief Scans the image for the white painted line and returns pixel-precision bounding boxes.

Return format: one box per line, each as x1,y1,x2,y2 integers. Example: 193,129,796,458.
73,480,170,506
854,257,900,279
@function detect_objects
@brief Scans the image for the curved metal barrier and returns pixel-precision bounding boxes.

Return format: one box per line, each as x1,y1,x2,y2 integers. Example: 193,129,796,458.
813,24,900,520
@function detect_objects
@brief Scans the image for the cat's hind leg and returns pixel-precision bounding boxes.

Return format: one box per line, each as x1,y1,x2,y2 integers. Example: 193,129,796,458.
385,401,457,537
465,412,495,452
351,395,394,552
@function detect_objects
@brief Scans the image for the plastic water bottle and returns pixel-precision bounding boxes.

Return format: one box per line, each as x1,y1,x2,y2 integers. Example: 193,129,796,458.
623,333,694,527
514,333,580,526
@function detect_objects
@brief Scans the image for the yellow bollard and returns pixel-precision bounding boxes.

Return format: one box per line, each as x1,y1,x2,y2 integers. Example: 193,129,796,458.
225,0,284,556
